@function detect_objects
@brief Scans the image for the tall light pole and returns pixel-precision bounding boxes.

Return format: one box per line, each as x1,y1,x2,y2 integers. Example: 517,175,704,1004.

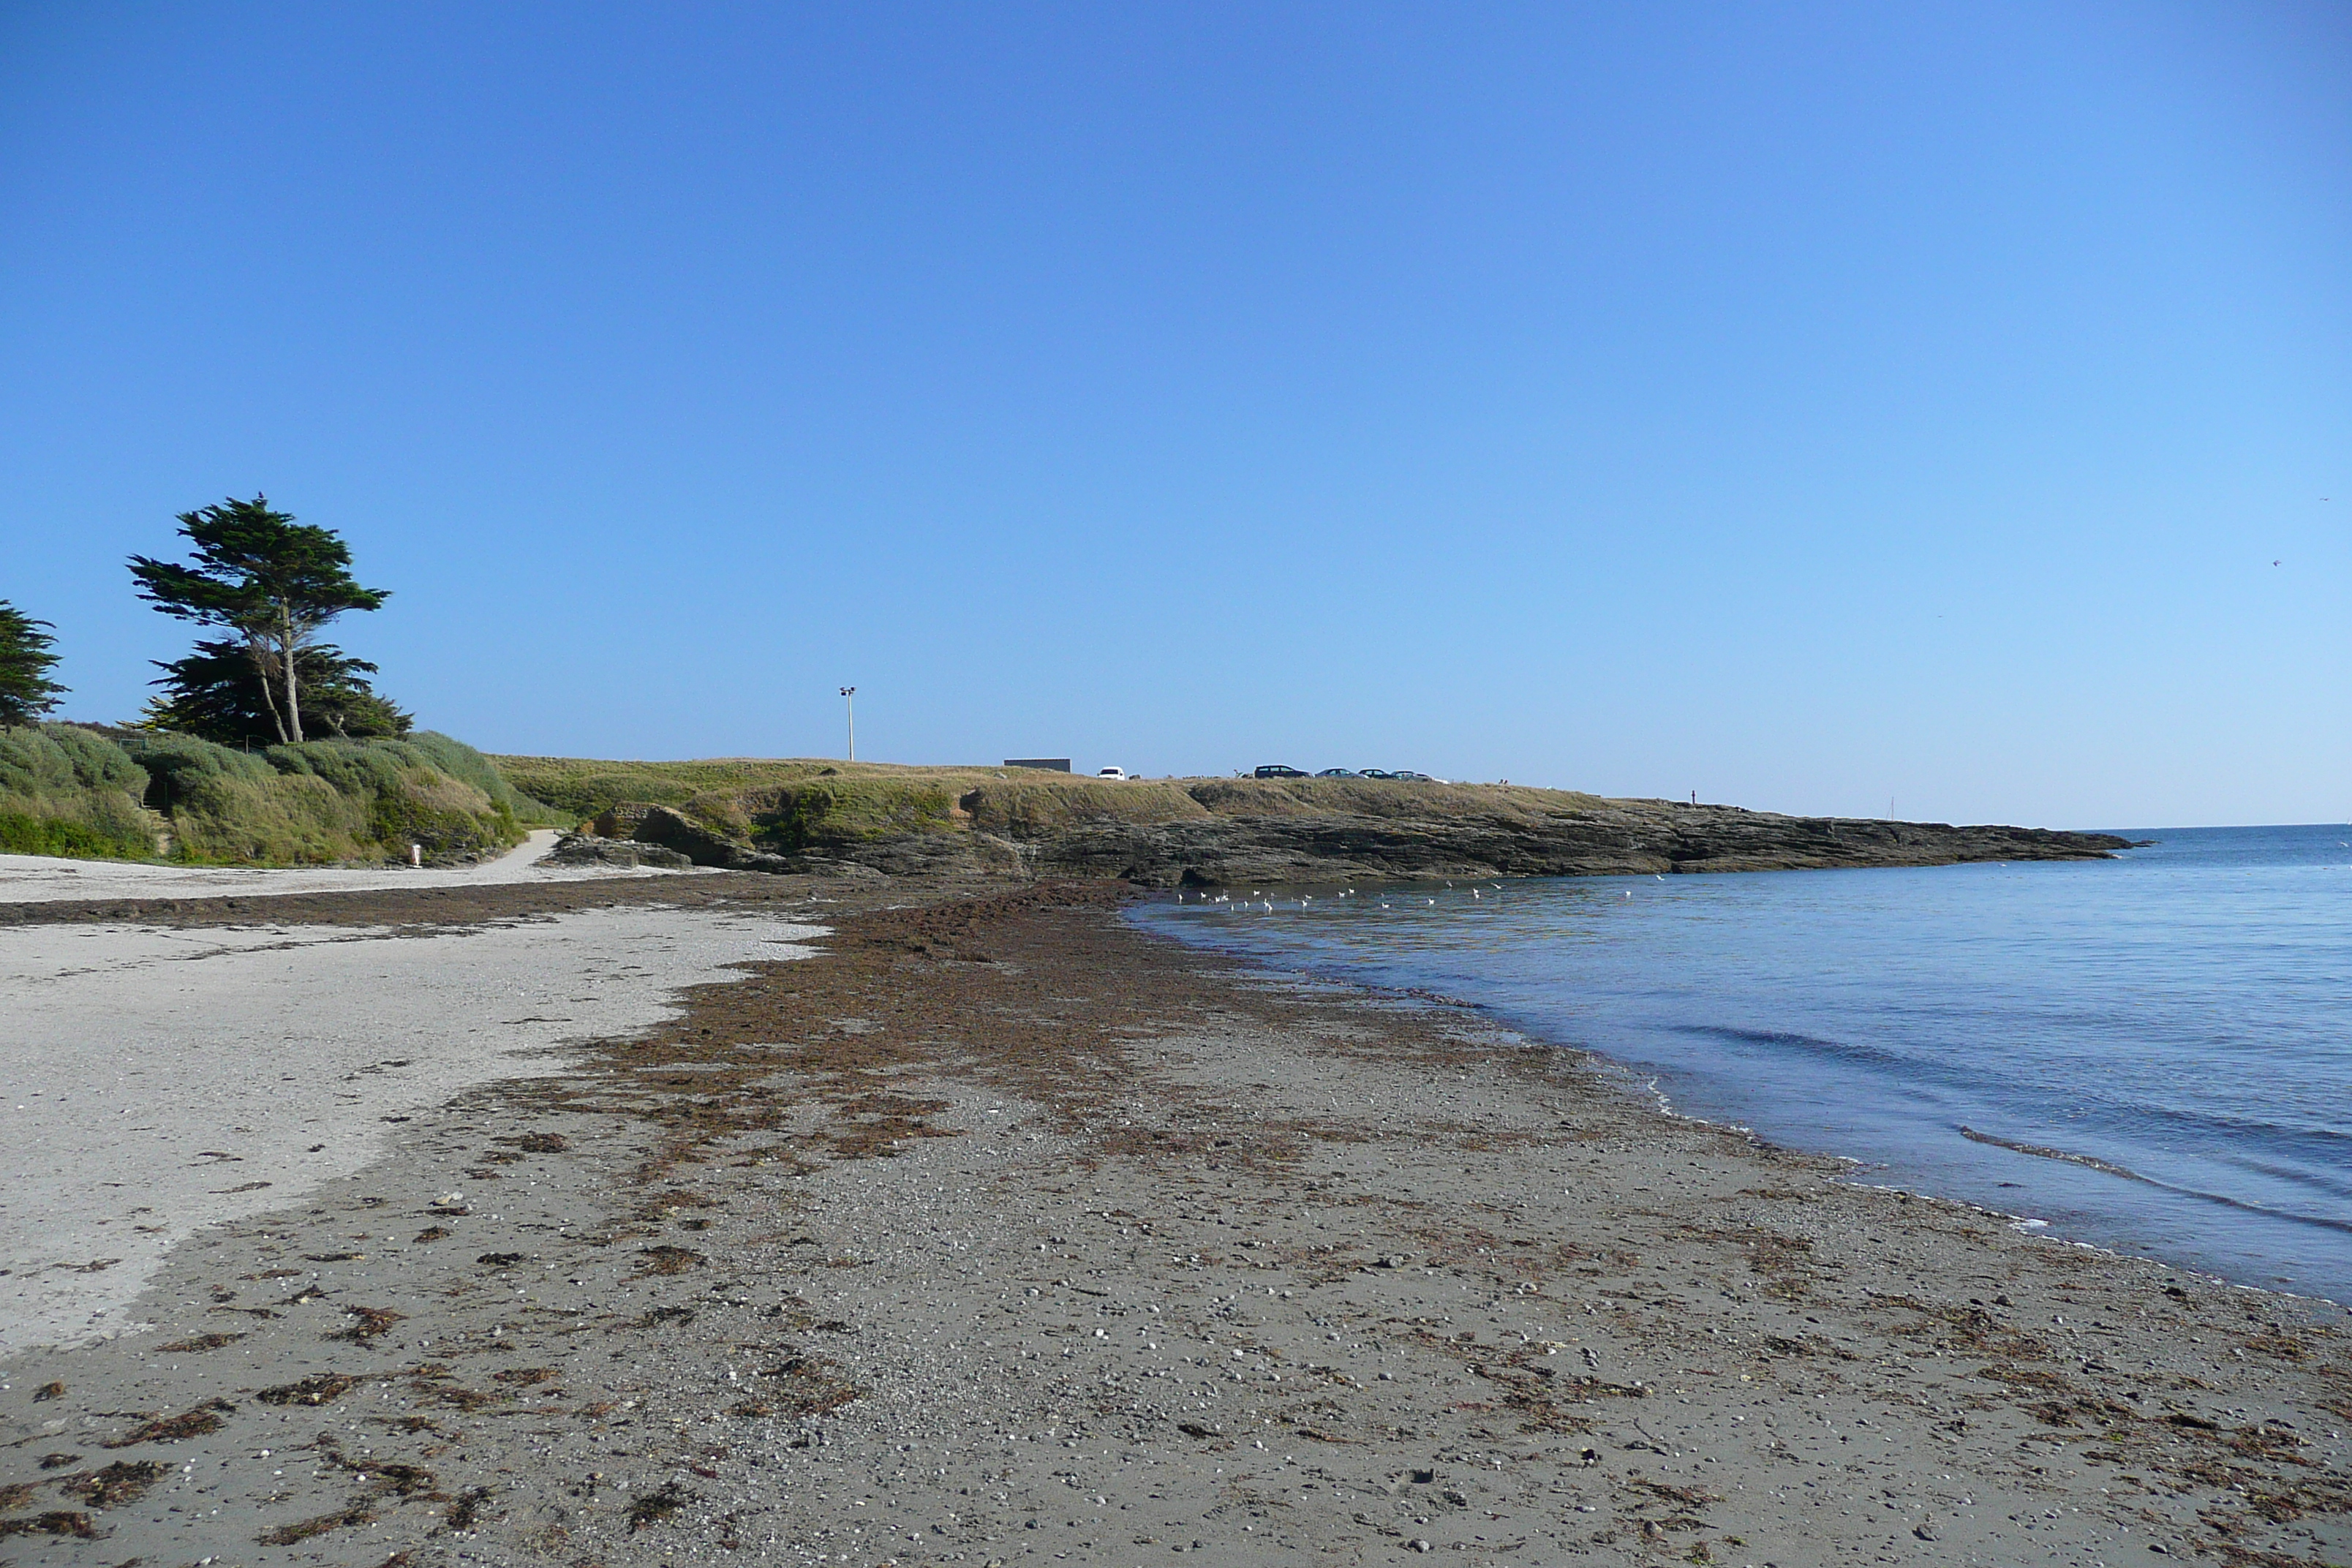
839,687,856,762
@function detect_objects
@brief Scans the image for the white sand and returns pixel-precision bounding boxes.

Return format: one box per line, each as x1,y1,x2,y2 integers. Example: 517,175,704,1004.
0,904,818,1356
0,826,705,904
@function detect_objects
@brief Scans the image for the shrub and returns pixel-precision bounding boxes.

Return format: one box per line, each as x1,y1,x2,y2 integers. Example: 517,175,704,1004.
0,725,157,860
113,732,274,815
0,810,154,859
159,769,372,864
0,723,150,798
75,729,529,865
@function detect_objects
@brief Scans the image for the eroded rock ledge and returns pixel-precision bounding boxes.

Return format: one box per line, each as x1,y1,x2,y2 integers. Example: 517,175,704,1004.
584,791,2133,888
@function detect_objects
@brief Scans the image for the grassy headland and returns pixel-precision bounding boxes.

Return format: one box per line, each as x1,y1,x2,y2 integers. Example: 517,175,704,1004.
489,753,2125,885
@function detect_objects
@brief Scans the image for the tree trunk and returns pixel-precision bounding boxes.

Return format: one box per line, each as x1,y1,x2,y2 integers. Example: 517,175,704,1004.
248,639,292,745
279,611,303,744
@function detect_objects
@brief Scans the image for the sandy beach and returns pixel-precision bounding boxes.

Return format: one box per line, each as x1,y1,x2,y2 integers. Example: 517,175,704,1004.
0,829,704,905
0,904,821,1357
0,873,2344,1566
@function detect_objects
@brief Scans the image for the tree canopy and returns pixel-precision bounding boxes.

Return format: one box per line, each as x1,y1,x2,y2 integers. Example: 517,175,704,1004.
142,637,412,747
129,497,389,745
0,600,68,728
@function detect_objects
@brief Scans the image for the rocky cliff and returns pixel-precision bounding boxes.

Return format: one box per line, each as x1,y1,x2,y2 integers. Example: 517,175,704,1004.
982,799,2132,886
567,772,2132,886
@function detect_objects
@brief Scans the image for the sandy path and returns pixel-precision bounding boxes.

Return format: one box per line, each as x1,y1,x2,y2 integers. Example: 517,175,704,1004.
0,828,703,904
0,904,818,1357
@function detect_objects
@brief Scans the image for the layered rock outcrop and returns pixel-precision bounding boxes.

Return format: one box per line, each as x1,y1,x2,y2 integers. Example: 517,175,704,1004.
584,777,2131,886
987,800,2129,886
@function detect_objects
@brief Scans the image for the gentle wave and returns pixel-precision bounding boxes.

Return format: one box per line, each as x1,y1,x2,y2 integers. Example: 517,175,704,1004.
1957,1126,2145,1178
1959,1126,2352,1237
1136,823,2352,1301
1679,1023,2352,1160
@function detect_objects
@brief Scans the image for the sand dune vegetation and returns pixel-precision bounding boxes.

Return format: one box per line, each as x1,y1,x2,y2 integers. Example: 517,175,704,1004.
1,723,538,865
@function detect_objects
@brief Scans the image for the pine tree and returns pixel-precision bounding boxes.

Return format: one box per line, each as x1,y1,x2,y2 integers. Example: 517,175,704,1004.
142,637,412,745
0,600,68,728
129,497,390,744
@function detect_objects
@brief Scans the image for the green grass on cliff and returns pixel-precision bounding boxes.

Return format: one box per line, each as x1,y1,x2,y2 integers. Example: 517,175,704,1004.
489,753,1611,851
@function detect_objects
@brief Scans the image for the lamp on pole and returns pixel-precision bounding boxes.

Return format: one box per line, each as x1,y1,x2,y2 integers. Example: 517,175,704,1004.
839,687,856,762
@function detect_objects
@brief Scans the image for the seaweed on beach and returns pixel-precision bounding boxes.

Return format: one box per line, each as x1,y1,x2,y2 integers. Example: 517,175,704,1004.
256,1503,377,1545
0,1509,98,1539
625,1480,696,1530
56,1460,166,1508
445,1485,491,1530
630,1244,704,1277
489,1366,557,1385
330,1305,406,1340
257,1373,361,1406
100,1403,231,1447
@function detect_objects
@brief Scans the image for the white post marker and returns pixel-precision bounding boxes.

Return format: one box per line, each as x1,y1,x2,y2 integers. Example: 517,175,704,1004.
840,686,857,762
410,843,422,867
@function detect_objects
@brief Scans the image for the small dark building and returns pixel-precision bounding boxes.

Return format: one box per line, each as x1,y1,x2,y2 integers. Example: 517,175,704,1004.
1004,758,1071,772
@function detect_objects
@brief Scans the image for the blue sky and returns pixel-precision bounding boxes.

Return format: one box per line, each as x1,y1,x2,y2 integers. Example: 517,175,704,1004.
3,2,2345,827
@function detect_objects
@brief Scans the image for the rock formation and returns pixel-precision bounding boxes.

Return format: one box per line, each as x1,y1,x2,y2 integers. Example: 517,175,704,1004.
582,780,2133,886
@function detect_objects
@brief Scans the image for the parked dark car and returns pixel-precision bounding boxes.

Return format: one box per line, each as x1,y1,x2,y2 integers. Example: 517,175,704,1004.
1254,764,1309,779
1356,769,1394,779
1315,768,1357,777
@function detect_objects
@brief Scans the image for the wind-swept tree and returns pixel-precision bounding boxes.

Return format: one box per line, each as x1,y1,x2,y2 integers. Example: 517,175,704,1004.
0,600,68,728
129,497,390,745
141,637,412,745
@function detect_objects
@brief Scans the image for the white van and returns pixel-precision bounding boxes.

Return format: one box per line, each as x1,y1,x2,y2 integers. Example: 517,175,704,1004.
1096,766,1131,781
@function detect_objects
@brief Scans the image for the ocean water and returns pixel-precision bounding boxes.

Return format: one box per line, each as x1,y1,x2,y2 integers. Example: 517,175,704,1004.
1130,825,2352,1304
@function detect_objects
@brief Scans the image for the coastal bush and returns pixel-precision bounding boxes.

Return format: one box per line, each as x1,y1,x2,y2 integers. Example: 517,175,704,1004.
163,766,380,864
114,732,276,815
0,726,534,865
0,723,150,798
156,734,527,863
0,810,154,859
0,724,158,859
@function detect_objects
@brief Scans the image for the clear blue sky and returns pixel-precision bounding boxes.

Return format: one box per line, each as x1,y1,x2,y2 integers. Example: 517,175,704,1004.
4,3,2345,827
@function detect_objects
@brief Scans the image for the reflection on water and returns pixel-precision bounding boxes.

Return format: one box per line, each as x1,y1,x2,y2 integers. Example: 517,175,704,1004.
1131,825,2352,1303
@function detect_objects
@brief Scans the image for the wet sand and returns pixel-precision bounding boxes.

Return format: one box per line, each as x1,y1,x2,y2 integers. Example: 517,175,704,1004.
0,878,2344,1566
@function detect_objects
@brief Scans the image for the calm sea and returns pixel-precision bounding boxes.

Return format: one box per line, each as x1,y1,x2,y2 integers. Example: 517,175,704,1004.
1130,825,2352,1304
